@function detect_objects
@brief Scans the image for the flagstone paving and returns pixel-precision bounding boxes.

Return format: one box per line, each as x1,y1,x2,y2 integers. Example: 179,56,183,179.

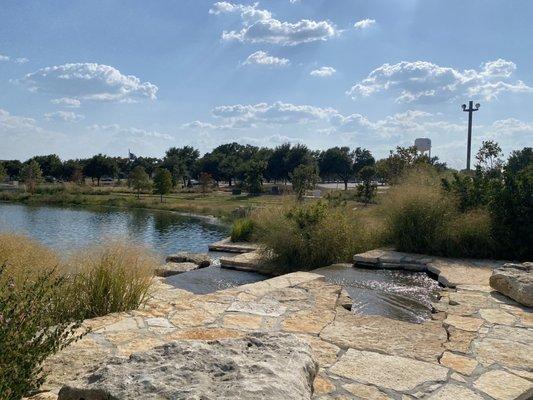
33,250,532,399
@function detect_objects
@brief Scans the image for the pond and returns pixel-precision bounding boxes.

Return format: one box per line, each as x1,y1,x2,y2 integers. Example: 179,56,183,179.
0,202,440,322
0,202,266,292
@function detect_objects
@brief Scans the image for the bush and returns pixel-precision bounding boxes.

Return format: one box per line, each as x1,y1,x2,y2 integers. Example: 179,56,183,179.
231,218,255,242
438,209,495,258
254,201,379,272
69,241,155,319
383,178,454,254
0,266,83,399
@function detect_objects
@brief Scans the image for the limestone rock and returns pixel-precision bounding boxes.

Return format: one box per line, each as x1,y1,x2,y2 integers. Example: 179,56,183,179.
329,349,448,392
490,262,533,307
426,384,484,400
165,252,211,268
58,333,317,400
320,312,447,362
474,370,533,400
439,351,478,375
343,383,392,399
154,262,198,277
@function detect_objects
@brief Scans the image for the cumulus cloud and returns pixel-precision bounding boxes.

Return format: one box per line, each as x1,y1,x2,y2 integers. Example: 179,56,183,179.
0,54,9,62
347,59,532,103
243,50,290,67
0,108,38,132
44,111,85,123
51,97,81,108
15,57,29,64
211,101,337,127
210,2,338,46
0,54,29,63
310,66,336,77
354,18,376,29
19,63,158,104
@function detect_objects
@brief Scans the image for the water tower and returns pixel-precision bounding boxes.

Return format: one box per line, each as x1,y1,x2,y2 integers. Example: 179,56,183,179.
415,138,432,158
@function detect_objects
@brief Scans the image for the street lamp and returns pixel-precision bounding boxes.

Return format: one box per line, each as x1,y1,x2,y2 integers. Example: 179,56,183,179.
462,101,480,171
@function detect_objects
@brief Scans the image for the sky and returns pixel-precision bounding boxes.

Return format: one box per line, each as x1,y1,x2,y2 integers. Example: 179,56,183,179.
0,0,532,168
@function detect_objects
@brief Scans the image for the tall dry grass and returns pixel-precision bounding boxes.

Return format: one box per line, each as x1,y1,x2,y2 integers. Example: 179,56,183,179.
67,241,155,318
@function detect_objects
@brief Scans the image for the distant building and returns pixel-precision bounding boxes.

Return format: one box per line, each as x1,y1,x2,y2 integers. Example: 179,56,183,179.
415,138,432,158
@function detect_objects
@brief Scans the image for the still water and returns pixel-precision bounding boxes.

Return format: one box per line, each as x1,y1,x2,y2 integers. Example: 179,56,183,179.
0,203,439,322
0,202,266,292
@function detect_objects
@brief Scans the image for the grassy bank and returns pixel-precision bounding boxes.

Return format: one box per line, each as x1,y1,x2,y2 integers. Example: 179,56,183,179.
0,185,293,221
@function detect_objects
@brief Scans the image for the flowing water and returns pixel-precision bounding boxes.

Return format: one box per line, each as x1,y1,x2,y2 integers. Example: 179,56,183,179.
314,264,441,323
0,202,440,322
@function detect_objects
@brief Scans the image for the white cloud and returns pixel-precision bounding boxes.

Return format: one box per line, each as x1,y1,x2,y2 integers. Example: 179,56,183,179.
19,63,158,104
15,57,29,64
0,54,10,62
243,50,290,67
44,111,85,123
310,66,336,77
354,18,376,29
347,59,532,103
210,2,338,46
0,54,29,64
51,97,81,108
0,108,38,132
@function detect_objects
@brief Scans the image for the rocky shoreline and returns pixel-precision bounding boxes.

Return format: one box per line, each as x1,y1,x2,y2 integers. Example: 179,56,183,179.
29,250,532,400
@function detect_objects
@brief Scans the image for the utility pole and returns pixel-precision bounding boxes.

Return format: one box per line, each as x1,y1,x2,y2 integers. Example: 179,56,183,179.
462,101,480,171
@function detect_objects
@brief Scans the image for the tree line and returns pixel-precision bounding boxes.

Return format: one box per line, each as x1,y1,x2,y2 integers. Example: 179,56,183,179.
0,142,448,196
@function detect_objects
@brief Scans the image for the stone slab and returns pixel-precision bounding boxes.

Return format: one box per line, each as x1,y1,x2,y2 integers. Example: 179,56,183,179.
490,262,533,307
329,349,448,392
208,237,260,253
474,370,533,400
154,262,198,277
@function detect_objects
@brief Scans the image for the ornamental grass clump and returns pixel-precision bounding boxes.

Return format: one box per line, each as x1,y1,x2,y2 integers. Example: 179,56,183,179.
69,241,155,319
230,218,255,242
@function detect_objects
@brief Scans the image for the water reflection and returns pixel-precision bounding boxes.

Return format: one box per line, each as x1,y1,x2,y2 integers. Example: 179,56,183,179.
314,264,441,323
0,203,228,258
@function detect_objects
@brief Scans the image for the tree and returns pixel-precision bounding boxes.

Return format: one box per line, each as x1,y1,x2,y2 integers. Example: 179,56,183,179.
163,146,200,187
267,143,291,183
199,172,213,195
244,160,266,195
21,160,43,194
476,140,503,174
153,168,172,202
319,147,353,190
83,154,117,185
352,147,375,176
506,147,532,175
1,160,22,180
28,154,63,180
62,159,84,183
128,166,151,199
356,166,377,205
290,164,319,201
0,163,6,182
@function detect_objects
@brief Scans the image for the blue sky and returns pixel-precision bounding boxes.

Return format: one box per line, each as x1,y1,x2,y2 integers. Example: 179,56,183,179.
1,0,532,167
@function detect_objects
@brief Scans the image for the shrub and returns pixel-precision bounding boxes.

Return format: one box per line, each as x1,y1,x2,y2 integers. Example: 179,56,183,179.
231,218,255,242
438,209,495,258
69,241,155,318
254,201,378,272
0,266,83,399
382,179,454,254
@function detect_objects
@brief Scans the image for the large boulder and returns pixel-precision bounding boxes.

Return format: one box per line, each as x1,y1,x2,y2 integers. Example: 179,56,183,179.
489,262,532,307
165,252,211,268
154,262,199,277
57,333,317,400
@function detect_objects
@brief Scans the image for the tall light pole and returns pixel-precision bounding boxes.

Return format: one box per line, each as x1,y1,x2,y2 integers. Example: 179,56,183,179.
462,101,480,171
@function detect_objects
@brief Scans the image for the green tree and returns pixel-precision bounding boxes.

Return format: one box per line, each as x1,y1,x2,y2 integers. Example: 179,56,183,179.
319,147,354,190
0,163,6,182
290,164,319,201
506,147,532,175
476,140,503,173
21,160,43,194
199,172,213,195
128,166,151,199
163,146,200,187
1,160,22,180
28,154,63,180
153,168,172,202
352,147,375,176
266,143,291,183
244,160,266,195
83,154,117,186
356,166,377,205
